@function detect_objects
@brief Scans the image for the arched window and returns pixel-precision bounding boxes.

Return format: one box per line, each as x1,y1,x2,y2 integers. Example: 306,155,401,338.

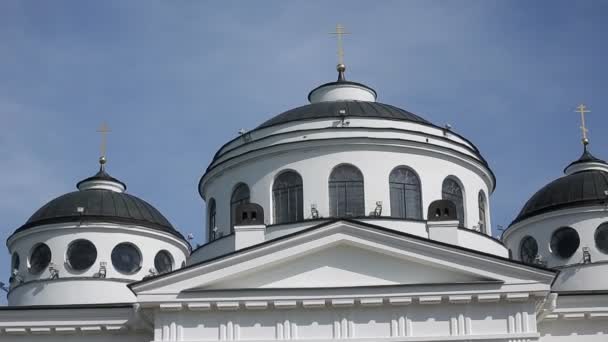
230,183,250,230
442,177,464,226
478,191,487,233
329,164,365,217
389,167,422,219
207,198,216,241
273,171,304,224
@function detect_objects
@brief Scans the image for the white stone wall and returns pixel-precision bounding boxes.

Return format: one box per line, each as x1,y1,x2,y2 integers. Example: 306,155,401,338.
503,206,608,268
538,293,608,341
0,333,149,342
6,222,189,306
203,143,492,238
152,299,540,342
0,305,149,341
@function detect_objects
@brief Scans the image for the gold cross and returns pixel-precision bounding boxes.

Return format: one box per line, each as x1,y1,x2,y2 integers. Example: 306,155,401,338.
575,104,590,145
96,122,111,158
329,24,350,65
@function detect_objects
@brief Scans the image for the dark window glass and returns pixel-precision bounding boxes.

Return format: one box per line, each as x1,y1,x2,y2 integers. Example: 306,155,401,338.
67,239,97,271
442,178,465,226
329,164,365,217
154,250,173,274
478,191,487,233
11,253,20,271
230,184,250,230
111,243,142,274
273,171,304,224
389,167,422,220
29,243,51,274
551,227,580,258
596,223,608,254
208,199,216,240
519,236,538,264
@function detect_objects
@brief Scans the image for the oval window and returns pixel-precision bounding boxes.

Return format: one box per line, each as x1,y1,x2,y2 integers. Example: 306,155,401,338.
519,236,538,264
595,222,608,254
11,252,20,271
111,243,142,274
29,243,51,274
154,250,173,274
66,239,97,271
551,227,580,259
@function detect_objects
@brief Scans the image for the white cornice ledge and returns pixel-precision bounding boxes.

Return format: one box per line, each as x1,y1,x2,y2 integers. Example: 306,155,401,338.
0,325,127,335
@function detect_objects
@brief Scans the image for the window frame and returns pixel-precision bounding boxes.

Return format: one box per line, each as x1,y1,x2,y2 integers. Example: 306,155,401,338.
230,183,250,231
111,242,143,275
441,177,466,226
478,190,487,233
154,250,174,274
28,243,52,275
66,239,98,272
272,170,304,224
207,198,217,241
328,164,365,218
550,227,580,259
595,222,608,254
389,166,422,220
519,235,538,264
11,252,20,271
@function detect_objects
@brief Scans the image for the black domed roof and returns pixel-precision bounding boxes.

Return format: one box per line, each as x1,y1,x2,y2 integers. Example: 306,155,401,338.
512,169,608,225
257,101,431,129
13,168,184,240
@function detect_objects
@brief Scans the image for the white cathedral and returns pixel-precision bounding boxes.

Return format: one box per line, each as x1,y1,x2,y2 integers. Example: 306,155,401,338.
1,61,607,342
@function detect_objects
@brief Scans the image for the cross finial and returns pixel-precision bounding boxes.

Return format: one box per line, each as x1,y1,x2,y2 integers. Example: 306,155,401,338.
575,104,591,146
329,24,350,80
96,122,111,168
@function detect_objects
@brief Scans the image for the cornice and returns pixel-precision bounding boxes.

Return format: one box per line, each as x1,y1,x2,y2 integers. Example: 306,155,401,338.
199,135,495,198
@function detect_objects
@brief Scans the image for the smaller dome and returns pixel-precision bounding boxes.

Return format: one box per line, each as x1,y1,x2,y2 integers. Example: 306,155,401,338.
13,167,184,240
512,169,608,225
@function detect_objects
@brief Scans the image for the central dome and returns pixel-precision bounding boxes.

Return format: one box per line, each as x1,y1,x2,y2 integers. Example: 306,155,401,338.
257,66,431,130
257,100,431,129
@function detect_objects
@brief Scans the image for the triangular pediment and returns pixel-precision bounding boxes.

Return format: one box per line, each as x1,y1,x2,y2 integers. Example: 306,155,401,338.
202,243,489,290
131,220,555,297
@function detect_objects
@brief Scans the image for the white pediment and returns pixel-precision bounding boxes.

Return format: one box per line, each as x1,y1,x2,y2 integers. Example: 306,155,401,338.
203,244,486,290
131,220,555,297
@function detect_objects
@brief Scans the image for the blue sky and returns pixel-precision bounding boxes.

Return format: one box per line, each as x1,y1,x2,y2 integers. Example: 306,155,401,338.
1,1,607,296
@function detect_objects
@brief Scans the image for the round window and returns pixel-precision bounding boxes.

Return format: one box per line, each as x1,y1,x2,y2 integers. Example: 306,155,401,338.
66,239,97,271
11,252,20,271
111,243,142,274
154,250,173,274
29,243,51,274
595,222,608,254
519,236,538,264
551,227,580,259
